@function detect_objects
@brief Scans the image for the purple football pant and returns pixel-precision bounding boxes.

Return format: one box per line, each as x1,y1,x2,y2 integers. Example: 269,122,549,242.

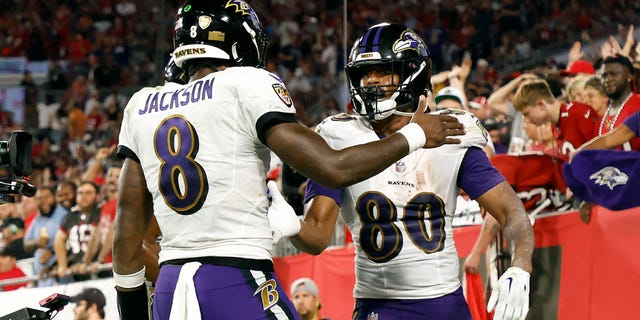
353,287,471,320
153,263,299,320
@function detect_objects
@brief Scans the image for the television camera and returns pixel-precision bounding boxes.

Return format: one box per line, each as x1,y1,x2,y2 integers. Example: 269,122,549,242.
0,293,72,320
0,131,36,204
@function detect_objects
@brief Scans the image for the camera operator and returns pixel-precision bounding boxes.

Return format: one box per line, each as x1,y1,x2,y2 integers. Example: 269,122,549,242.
70,287,106,320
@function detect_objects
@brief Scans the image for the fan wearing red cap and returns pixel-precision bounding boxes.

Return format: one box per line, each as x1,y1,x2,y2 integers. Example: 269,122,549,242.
559,60,595,77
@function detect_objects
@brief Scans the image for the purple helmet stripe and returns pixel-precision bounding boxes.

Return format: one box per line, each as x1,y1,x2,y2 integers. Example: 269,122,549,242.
371,27,383,52
359,28,373,53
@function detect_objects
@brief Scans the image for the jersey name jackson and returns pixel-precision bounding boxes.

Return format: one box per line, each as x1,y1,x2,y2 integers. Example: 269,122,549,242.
137,77,215,115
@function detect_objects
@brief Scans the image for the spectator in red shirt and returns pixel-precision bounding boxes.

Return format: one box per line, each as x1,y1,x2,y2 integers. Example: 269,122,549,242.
597,55,640,150
85,105,105,137
0,245,28,291
67,33,91,62
512,78,598,160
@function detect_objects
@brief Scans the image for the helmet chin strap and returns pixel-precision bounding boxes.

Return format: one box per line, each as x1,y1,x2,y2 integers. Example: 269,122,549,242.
393,110,415,117
370,93,422,120
372,98,398,120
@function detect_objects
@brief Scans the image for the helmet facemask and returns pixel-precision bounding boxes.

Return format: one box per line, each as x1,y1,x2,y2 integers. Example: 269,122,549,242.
348,60,429,121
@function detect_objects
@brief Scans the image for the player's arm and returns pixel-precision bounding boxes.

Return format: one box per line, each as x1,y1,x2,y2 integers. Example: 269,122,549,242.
476,181,533,320
265,181,339,254
95,224,114,266
265,96,465,189
290,195,340,255
23,224,40,254
487,74,536,116
577,124,636,151
81,145,115,182
53,230,68,278
82,226,101,266
142,215,161,284
113,158,153,320
476,181,533,273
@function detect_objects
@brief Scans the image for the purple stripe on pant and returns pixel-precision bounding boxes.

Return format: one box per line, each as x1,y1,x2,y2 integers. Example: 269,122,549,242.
153,263,299,320
353,287,471,320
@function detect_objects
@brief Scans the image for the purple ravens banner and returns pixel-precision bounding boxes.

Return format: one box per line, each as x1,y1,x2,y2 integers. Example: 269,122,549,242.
563,150,640,210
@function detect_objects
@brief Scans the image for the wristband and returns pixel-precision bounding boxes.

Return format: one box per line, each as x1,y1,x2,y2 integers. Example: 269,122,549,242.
114,266,146,289
397,123,426,153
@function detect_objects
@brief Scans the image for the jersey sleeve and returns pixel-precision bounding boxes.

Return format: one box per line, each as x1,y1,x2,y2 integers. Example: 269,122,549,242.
623,110,640,135
457,147,505,199
117,89,153,162
59,213,74,235
304,180,343,207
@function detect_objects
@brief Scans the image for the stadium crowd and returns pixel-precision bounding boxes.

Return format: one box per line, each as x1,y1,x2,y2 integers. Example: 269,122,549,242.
0,0,639,297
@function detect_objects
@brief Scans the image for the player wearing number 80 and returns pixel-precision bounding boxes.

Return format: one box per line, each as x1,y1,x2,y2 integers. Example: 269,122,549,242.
112,1,468,320
282,23,534,320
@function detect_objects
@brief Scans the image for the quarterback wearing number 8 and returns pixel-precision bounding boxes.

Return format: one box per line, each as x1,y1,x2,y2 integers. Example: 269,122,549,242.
269,23,534,320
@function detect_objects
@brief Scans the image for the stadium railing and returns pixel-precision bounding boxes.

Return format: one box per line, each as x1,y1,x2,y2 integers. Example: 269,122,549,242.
0,262,113,292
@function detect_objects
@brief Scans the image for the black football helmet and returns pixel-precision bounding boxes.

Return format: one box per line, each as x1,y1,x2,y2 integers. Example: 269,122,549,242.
345,23,432,120
173,0,268,69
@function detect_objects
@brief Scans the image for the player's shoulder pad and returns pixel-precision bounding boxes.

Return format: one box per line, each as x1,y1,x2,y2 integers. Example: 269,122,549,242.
315,113,366,138
434,108,488,149
223,67,294,107
223,66,282,85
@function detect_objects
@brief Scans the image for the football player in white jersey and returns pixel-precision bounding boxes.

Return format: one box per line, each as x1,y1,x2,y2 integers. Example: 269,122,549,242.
112,1,467,319
268,23,534,320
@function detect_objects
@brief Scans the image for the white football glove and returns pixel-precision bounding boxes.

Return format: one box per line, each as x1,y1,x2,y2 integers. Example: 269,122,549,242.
487,267,530,320
266,181,301,244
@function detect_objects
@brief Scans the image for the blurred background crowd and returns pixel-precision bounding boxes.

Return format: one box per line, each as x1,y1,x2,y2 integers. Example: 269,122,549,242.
1,0,640,291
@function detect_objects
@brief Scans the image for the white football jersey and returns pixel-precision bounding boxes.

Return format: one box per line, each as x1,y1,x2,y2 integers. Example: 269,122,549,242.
118,67,297,263
314,109,488,299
